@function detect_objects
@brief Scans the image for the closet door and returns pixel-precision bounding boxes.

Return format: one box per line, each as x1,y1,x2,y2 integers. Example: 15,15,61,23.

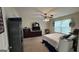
7,18,23,52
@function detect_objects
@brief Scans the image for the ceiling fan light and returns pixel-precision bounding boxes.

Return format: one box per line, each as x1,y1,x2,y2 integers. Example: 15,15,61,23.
51,15,53,16
43,18,50,22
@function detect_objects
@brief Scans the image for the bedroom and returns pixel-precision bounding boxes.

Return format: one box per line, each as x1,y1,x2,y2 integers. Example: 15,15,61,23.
0,7,79,52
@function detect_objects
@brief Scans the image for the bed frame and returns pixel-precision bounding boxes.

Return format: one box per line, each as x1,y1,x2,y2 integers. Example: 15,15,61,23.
42,40,58,52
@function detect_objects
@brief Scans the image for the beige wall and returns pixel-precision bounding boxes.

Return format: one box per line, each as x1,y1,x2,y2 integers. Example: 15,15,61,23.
50,12,79,33
21,16,48,35
4,7,19,18
0,8,9,51
16,10,49,35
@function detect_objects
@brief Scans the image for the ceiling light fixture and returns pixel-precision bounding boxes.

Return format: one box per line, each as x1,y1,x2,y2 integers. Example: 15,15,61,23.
43,18,50,22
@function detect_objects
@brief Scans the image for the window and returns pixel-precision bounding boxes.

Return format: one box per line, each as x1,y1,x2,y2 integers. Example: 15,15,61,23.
54,19,71,34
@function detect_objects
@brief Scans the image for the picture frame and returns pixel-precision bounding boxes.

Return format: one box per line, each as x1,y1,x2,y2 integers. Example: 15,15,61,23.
0,7,4,34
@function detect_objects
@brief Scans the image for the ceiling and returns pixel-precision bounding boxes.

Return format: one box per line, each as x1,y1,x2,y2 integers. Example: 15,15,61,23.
15,7,79,18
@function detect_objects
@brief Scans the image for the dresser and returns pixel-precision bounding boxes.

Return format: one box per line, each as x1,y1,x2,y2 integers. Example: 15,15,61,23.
23,29,42,38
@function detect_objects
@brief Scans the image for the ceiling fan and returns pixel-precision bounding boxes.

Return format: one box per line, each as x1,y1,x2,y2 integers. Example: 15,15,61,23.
41,13,53,22
34,8,56,22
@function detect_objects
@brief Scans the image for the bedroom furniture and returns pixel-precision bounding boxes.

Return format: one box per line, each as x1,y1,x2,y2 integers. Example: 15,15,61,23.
72,29,79,52
58,36,73,52
23,22,42,38
77,35,79,52
42,32,79,52
23,29,42,38
32,22,40,31
60,29,79,52
42,33,64,51
23,27,31,32
76,29,79,52
42,40,57,52
7,17,23,52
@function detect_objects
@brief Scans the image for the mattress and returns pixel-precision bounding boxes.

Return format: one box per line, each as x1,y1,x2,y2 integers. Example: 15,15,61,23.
42,33,64,50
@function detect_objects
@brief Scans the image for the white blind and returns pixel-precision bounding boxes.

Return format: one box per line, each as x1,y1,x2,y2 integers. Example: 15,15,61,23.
54,19,71,34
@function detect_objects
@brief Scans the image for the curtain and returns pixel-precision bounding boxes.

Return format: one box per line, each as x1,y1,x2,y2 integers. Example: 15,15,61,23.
54,19,71,34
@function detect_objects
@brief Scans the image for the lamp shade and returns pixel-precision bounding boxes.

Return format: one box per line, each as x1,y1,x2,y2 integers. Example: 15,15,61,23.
69,21,75,27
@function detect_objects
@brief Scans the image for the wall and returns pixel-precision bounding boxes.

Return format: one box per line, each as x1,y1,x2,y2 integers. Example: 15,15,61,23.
0,7,20,51
21,16,48,35
16,10,48,35
50,12,79,33
0,8,9,51
4,7,19,18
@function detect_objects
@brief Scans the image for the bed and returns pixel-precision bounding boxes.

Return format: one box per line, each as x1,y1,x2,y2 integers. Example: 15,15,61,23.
42,32,65,51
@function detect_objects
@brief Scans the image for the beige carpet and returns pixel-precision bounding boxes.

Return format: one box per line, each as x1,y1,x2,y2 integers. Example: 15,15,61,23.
23,36,49,52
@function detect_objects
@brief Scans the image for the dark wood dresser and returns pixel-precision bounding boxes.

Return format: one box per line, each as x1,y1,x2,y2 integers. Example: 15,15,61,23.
23,29,42,38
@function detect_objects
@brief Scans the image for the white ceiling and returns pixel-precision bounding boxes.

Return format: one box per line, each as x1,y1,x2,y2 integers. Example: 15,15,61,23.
15,7,79,18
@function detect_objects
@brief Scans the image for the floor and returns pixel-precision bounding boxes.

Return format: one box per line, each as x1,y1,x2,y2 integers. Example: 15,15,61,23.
23,36,74,52
23,36,49,52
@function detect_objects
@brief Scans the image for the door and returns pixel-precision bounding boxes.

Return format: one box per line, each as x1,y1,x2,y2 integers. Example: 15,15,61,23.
7,18,23,52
